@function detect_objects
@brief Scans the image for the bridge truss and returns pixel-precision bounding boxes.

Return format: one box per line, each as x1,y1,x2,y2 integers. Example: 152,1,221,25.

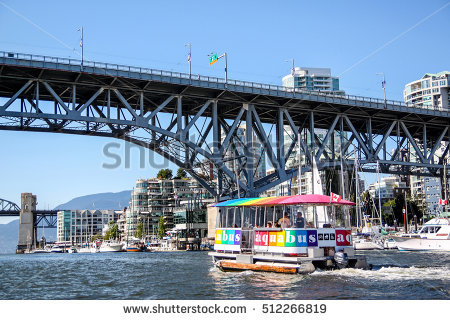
0,52,449,199
0,198,20,211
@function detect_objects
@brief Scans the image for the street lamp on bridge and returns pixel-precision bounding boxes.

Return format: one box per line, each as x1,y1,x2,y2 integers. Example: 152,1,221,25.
77,26,84,70
285,58,295,77
208,52,227,84
376,72,387,109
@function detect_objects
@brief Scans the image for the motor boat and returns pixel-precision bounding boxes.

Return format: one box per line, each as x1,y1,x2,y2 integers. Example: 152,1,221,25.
90,242,101,253
32,248,50,254
383,237,398,249
99,240,123,252
50,245,64,253
392,217,450,251
353,236,384,250
67,246,78,253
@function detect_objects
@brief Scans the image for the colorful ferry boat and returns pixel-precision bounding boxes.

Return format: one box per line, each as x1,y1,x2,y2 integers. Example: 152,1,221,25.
209,194,370,274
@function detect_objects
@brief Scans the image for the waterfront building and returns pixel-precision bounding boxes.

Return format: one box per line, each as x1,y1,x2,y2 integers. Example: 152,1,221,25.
127,177,213,238
410,175,443,217
403,71,449,109
368,176,408,215
408,140,448,216
173,199,210,250
56,209,119,244
282,67,345,95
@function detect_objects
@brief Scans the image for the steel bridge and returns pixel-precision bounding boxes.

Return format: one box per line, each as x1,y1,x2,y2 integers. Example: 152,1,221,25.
1,52,449,199
0,198,57,229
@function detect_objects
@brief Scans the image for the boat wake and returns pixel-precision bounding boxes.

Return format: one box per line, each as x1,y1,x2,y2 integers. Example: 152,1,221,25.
312,265,450,280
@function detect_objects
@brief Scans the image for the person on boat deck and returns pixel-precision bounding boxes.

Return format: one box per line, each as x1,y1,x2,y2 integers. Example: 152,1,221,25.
278,213,291,228
266,221,273,228
295,212,305,228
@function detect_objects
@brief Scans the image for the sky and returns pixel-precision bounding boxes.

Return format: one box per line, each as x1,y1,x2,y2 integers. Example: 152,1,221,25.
0,0,449,211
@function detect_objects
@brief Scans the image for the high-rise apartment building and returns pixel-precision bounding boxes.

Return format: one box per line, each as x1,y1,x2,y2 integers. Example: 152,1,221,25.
282,67,345,95
403,71,449,109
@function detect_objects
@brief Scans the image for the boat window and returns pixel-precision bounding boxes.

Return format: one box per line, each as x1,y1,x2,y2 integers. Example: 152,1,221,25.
219,208,242,228
420,227,428,234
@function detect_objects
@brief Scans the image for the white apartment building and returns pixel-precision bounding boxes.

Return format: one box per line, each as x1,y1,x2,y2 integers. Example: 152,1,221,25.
282,67,345,95
403,71,449,109
57,209,119,244
410,175,443,217
368,176,407,202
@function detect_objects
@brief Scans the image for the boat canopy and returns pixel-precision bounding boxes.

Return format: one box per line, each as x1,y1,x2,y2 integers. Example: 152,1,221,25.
213,194,355,207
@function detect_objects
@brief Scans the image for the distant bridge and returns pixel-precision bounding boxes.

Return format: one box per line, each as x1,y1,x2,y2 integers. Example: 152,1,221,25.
0,198,20,211
0,196,57,228
0,51,449,199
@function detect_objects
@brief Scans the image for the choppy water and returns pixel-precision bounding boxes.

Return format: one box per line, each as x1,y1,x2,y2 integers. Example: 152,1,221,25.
0,250,448,299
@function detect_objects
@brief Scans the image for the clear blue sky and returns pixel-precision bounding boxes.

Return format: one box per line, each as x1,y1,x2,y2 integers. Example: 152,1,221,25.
0,0,449,211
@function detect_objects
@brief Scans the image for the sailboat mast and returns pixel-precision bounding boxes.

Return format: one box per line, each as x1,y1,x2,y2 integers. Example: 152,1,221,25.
377,161,383,226
444,158,448,212
339,145,347,227
298,129,302,195
355,156,360,228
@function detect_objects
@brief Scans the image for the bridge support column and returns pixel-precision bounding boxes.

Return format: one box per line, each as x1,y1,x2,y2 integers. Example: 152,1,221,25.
16,193,36,254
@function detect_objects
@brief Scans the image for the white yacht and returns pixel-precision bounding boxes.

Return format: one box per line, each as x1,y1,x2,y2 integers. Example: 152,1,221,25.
90,242,101,253
32,248,50,254
99,240,123,252
78,243,91,253
67,246,78,253
50,245,65,253
392,217,450,251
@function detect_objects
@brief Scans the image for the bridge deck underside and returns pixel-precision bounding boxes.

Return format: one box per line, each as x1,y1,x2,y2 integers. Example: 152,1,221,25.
0,63,448,140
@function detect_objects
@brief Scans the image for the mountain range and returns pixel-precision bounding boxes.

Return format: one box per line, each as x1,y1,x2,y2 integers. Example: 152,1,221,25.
54,190,131,210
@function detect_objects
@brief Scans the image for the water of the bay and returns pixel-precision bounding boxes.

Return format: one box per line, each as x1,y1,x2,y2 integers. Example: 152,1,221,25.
0,250,448,299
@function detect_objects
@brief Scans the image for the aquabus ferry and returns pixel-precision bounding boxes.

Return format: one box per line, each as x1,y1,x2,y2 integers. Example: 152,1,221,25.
209,194,370,274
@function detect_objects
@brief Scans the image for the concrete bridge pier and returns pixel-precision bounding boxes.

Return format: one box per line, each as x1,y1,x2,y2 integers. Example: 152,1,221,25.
16,193,36,254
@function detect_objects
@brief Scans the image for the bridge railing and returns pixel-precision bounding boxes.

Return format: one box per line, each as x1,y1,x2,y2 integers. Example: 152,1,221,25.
2,51,449,114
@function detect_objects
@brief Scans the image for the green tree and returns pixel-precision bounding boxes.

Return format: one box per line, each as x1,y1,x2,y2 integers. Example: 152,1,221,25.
383,194,423,226
91,232,102,242
105,221,120,240
157,168,173,180
175,168,187,179
158,216,166,239
135,222,143,239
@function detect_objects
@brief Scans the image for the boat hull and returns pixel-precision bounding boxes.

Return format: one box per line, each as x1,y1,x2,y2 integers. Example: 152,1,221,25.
32,249,49,254
99,243,123,252
392,236,450,251
354,241,384,250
